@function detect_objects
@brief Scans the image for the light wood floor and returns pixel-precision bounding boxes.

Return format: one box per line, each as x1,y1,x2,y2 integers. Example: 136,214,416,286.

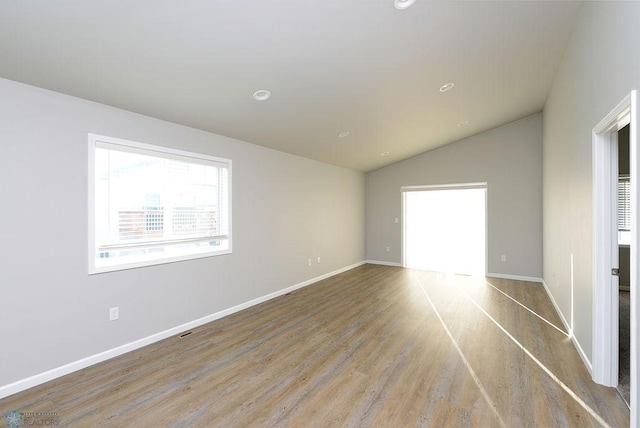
0,264,630,427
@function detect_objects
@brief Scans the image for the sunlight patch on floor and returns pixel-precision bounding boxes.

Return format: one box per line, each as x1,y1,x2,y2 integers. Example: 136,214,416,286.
450,278,610,428
412,271,507,428
484,280,570,337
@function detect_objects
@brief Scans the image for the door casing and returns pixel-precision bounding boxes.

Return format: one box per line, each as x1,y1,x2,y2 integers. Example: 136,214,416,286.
592,90,637,425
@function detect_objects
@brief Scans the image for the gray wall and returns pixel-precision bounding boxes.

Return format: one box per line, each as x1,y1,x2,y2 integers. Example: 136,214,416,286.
543,1,640,362
0,78,365,387
619,125,630,176
366,113,542,279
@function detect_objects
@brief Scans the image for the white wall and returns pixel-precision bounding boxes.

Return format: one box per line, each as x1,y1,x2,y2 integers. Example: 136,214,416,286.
543,1,640,364
366,113,542,279
0,78,365,389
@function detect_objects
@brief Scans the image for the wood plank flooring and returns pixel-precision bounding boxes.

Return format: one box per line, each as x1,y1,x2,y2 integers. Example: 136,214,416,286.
0,264,630,427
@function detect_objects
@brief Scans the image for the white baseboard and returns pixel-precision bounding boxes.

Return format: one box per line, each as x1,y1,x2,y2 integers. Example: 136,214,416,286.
366,260,403,267
486,273,543,283
541,280,592,374
0,261,366,400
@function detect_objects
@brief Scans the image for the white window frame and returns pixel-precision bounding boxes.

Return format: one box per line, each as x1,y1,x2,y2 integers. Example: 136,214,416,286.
88,134,232,274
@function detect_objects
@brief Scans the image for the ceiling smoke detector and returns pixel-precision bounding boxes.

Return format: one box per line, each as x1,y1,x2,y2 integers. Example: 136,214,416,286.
394,0,416,10
252,90,271,101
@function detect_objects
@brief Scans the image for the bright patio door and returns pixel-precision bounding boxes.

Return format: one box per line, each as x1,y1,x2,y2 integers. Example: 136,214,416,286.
403,184,487,275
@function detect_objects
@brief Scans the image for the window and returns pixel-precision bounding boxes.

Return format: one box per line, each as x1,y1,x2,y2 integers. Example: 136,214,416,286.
618,175,631,246
618,175,631,231
89,134,231,274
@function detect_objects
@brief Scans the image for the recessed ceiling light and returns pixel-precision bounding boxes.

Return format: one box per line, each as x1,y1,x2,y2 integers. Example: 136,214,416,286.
439,83,455,92
380,151,390,157
394,0,416,10
457,121,469,127
252,89,271,101
338,131,351,138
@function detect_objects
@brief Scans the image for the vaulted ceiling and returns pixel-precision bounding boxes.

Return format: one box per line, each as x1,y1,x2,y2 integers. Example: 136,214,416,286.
0,1,582,172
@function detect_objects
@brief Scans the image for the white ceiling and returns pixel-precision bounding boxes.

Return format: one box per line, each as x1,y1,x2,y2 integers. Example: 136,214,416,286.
0,1,582,172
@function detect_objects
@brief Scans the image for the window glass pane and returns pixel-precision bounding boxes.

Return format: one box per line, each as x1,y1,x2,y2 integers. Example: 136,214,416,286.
90,135,231,273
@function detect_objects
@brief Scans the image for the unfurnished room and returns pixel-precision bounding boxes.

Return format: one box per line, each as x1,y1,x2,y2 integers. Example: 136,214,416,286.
0,1,639,427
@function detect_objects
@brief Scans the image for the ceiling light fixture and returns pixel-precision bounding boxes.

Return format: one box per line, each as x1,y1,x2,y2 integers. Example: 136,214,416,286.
338,131,350,138
394,0,416,10
380,151,390,157
252,89,271,101
439,83,455,92
457,121,469,127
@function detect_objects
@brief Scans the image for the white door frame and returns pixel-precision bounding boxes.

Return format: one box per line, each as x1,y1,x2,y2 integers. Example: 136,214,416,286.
592,104,623,386
592,90,637,424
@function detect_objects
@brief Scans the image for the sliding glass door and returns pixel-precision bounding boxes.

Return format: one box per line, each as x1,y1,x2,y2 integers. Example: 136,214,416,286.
403,185,486,275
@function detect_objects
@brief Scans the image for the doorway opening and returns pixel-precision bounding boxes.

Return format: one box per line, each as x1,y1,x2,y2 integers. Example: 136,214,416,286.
402,183,487,276
618,124,631,405
592,90,637,425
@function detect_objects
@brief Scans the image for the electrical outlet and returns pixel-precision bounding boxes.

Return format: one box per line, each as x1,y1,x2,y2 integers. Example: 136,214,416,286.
109,307,119,321
317,257,321,263
501,255,507,262
394,218,399,224
386,246,390,252
308,259,312,266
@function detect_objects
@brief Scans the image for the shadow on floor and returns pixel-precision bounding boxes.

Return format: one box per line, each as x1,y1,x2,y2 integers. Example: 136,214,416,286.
619,290,630,406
